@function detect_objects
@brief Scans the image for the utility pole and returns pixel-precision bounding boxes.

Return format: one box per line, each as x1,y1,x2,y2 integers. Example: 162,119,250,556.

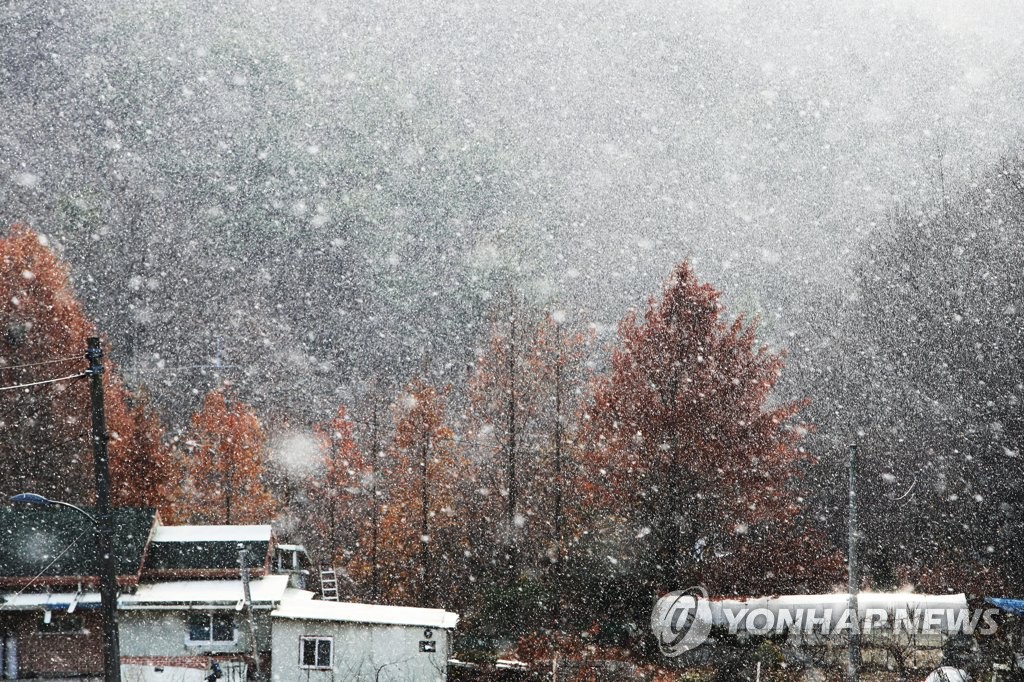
369,401,381,602
551,319,565,631
847,443,860,682
86,337,122,682
238,544,262,678
504,290,520,575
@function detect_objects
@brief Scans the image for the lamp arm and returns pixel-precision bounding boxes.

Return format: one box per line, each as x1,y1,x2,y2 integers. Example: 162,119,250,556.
52,500,98,525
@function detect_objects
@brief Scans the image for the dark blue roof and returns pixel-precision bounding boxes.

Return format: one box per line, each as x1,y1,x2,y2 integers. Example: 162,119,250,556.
0,506,155,581
145,539,269,572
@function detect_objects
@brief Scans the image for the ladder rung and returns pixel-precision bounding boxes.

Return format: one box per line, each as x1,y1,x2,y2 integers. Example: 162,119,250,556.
320,566,341,600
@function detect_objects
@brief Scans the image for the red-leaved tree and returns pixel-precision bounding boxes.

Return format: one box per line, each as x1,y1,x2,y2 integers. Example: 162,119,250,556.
580,262,840,598
309,405,372,570
178,387,276,524
363,378,464,607
0,224,171,510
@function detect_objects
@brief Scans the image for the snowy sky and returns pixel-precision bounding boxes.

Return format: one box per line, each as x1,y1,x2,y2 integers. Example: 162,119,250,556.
3,0,1023,414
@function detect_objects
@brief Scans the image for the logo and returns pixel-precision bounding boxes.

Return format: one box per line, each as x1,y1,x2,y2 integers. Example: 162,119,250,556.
651,586,713,657
651,590,1001,658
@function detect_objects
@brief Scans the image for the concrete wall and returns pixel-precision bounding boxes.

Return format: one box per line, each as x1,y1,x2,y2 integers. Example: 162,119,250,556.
270,618,450,682
119,608,272,658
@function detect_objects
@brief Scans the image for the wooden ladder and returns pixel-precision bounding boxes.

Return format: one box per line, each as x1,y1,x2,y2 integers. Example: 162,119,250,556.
320,566,339,601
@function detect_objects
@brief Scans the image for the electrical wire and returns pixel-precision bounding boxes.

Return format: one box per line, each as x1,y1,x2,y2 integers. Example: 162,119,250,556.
0,371,88,392
132,363,240,373
0,356,83,371
12,528,92,597
887,475,918,502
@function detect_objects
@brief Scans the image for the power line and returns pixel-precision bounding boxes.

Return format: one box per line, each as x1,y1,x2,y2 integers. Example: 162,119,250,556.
13,528,92,597
0,371,88,393
132,363,240,374
0,356,83,371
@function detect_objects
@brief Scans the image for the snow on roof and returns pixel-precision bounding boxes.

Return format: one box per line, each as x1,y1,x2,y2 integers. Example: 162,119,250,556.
151,524,272,543
275,544,306,552
282,588,315,602
121,575,290,607
708,592,968,612
272,598,459,629
0,591,101,611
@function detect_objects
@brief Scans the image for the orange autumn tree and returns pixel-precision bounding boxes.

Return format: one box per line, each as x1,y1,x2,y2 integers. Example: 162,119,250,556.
111,391,180,513
465,302,592,587
349,395,389,602
0,224,170,509
308,405,372,569
369,378,463,607
180,387,275,524
580,262,841,600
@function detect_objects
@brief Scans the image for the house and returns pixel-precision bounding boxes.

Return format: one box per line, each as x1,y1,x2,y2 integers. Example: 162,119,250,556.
0,508,309,678
270,599,458,681
118,523,310,677
0,506,156,677
0,506,458,681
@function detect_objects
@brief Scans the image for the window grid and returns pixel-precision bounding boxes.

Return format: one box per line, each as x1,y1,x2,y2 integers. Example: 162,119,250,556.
299,636,333,669
187,613,235,644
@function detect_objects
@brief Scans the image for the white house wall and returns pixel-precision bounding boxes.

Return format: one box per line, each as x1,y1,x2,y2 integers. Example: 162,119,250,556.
271,618,449,682
118,609,272,658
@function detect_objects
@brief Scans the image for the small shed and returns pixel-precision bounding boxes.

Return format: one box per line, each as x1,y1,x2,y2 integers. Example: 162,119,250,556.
270,599,458,681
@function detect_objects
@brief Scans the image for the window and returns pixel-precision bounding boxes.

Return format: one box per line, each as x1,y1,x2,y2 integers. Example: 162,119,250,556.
187,613,235,643
38,614,84,635
300,636,332,668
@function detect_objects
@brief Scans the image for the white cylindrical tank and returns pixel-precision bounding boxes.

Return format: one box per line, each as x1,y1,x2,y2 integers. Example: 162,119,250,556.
3,635,16,680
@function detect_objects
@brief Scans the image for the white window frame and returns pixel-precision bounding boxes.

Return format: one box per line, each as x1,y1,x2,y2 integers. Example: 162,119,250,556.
299,636,333,669
185,611,238,645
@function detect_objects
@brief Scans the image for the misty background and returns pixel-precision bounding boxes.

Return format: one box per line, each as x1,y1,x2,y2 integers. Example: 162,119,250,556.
3,0,1023,428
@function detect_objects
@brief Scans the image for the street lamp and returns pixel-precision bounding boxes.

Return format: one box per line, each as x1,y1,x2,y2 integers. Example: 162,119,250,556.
10,491,120,682
9,337,122,682
10,493,98,524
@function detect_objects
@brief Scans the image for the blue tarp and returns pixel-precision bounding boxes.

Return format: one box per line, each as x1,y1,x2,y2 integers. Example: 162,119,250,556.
986,597,1024,616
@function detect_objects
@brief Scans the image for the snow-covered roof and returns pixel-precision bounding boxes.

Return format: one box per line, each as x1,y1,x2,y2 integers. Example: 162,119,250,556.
120,575,290,607
151,525,272,543
275,544,306,552
0,590,101,611
282,588,315,602
272,598,459,629
706,592,969,616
